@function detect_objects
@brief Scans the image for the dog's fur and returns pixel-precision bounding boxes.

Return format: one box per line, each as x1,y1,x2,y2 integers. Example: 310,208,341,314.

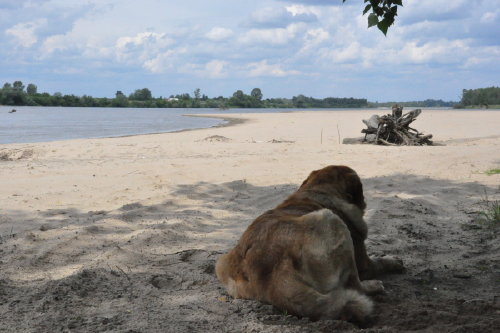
216,165,404,322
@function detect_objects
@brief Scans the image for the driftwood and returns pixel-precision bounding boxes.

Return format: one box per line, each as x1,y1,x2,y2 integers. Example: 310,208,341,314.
361,106,433,146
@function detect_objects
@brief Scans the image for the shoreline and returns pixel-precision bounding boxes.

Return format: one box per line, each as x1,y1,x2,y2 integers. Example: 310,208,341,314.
90,114,251,141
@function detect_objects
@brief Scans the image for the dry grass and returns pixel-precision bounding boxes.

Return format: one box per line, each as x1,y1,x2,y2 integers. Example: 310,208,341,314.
485,168,500,175
476,191,500,225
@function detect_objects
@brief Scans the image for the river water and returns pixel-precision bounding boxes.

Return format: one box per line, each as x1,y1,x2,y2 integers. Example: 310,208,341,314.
0,107,247,144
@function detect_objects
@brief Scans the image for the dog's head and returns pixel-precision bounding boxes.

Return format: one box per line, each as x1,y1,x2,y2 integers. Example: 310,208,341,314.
299,165,366,211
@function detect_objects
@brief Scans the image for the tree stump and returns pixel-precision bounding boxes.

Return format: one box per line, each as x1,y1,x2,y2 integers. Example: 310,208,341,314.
360,108,433,146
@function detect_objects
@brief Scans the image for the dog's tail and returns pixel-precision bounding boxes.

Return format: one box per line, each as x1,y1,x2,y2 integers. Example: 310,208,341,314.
215,252,230,285
277,285,373,322
274,277,373,322
334,288,374,322
216,252,245,299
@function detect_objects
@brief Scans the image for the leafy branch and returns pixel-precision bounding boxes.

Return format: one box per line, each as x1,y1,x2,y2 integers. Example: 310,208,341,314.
343,0,403,35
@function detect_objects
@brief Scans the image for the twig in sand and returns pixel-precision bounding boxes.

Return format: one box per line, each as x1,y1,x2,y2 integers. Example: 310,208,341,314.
337,123,341,144
115,265,131,280
107,263,120,277
268,139,295,143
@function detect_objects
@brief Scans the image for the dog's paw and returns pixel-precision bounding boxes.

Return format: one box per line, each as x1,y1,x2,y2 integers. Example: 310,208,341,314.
360,279,385,295
371,255,405,274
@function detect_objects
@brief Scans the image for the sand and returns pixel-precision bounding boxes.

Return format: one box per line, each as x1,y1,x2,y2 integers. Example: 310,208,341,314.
0,109,499,332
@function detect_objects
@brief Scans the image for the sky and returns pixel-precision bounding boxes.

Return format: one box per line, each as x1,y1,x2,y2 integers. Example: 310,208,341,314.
1,0,499,102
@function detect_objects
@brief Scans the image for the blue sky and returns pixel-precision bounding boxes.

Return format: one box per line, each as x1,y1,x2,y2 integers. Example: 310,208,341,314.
1,0,499,101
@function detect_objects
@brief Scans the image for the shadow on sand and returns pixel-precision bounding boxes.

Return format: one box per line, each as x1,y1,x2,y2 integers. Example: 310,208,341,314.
0,174,498,332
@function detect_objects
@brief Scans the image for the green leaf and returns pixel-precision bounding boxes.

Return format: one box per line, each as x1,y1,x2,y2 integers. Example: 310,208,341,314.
377,18,391,35
368,13,379,28
383,11,396,25
363,4,372,15
392,0,403,6
374,6,384,16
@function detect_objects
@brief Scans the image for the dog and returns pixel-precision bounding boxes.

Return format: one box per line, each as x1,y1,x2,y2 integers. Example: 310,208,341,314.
215,165,404,322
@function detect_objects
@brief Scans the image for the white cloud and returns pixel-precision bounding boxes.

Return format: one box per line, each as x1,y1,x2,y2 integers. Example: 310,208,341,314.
178,60,228,78
317,41,366,67
299,28,329,54
400,0,470,25
463,46,500,68
248,6,317,28
399,39,469,64
40,34,69,55
480,11,498,23
239,23,304,45
285,4,320,17
331,42,362,63
251,7,286,25
205,27,233,41
5,19,46,47
205,60,228,78
116,32,174,53
143,49,186,73
247,60,300,77
115,32,176,65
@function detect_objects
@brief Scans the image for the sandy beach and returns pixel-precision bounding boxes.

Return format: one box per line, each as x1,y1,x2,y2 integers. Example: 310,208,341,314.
0,109,499,332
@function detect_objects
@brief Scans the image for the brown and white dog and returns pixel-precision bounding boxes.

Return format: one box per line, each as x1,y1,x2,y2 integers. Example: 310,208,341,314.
216,165,404,322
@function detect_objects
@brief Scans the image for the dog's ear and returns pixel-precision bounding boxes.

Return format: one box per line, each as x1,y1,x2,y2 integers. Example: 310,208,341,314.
344,171,366,210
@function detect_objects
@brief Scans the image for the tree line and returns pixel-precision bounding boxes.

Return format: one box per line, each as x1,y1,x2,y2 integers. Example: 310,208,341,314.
370,99,456,108
0,81,369,109
456,87,500,108
3,80,497,110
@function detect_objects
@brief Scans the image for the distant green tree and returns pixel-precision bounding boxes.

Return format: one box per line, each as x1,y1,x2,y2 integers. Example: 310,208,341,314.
113,91,128,107
129,88,152,101
13,81,25,92
0,81,28,105
62,94,79,107
176,93,191,100
249,88,263,107
460,87,500,108
81,95,98,107
230,90,247,107
251,88,263,101
31,92,52,106
194,88,201,100
27,83,37,95
192,88,202,107
292,94,307,108
51,92,63,106
233,90,244,100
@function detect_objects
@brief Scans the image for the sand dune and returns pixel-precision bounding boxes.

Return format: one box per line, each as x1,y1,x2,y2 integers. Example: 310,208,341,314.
1,110,499,332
